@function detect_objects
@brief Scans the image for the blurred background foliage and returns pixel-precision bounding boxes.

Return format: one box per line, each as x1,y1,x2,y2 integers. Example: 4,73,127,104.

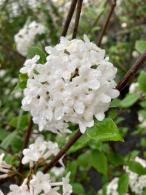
1,0,146,194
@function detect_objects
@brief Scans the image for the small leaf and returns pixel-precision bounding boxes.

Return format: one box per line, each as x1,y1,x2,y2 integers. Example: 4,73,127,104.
87,118,123,142
72,183,85,194
27,47,46,64
127,160,146,175
120,93,139,108
140,100,146,108
1,131,17,149
91,150,108,175
118,173,129,195
138,71,146,93
135,40,146,53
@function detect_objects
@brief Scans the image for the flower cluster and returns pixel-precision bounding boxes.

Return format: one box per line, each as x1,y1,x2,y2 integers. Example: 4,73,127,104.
98,157,146,195
125,157,146,195
22,137,60,165
0,171,72,195
21,36,119,133
14,21,45,56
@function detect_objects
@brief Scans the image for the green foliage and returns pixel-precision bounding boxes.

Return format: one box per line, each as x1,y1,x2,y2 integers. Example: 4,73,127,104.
120,93,139,108
135,40,146,53
27,46,46,63
127,160,146,175
118,173,129,195
87,118,123,142
138,71,146,93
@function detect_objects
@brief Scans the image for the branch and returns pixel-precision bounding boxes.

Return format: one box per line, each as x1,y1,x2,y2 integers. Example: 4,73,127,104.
97,0,117,46
72,0,83,39
62,0,78,36
43,130,81,173
43,51,146,173
18,118,33,173
117,51,146,91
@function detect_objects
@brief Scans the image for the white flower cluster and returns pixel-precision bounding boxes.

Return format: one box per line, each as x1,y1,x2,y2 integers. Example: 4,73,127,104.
125,157,146,195
98,157,146,195
22,137,59,165
21,36,119,134
14,21,45,56
0,171,72,195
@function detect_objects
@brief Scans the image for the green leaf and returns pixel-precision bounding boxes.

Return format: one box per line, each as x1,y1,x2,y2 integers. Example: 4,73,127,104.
91,150,108,175
0,128,9,141
27,47,46,64
1,131,17,149
72,183,85,194
140,100,146,108
87,118,123,142
17,73,28,89
120,93,139,108
68,134,90,154
135,40,146,53
138,71,146,93
127,160,146,175
9,114,29,130
118,173,129,195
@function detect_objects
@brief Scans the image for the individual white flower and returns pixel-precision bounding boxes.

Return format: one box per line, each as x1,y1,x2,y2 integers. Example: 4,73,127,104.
125,157,146,195
14,21,45,56
129,82,140,94
138,114,146,128
30,171,51,194
51,166,65,177
22,137,59,164
62,173,72,195
21,35,119,134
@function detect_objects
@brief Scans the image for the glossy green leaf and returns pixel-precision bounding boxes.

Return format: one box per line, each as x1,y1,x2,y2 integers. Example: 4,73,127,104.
127,160,146,175
87,118,123,142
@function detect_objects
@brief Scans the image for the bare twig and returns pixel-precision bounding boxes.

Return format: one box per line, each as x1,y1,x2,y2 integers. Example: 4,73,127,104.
43,51,146,173
117,51,146,91
72,0,83,39
18,118,33,173
43,130,81,173
97,0,117,46
62,0,78,36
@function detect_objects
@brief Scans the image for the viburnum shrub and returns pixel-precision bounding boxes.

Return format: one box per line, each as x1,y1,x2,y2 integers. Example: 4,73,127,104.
1,0,146,195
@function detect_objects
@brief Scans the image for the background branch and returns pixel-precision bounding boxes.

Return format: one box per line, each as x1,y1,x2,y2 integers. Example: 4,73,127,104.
72,0,83,39
62,0,78,36
97,0,117,46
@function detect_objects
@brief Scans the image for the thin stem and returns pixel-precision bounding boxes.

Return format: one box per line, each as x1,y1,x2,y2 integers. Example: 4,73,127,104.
72,0,83,39
62,0,78,36
43,130,81,173
97,0,117,46
43,51,146,173
18,118,33,173
117,51,146,91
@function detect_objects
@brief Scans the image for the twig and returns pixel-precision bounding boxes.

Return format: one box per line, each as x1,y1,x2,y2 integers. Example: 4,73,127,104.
72,0,83,39
43,51,146,173
18,118,33,173
62,0,78,36
97,0,117,46
43,130,81,173
117,51,146,91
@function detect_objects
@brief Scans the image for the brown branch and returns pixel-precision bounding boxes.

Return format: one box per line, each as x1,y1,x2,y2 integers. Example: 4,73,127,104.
117,51,146,91
72,0,83,39
43,130,81,173
43,51,146,173
97,0,117,46
18,118,33,173
62,0,78,36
